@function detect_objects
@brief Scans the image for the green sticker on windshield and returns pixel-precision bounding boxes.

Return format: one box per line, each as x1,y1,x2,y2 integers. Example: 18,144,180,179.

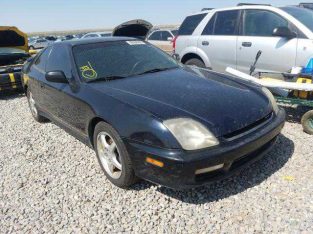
80,62,98,79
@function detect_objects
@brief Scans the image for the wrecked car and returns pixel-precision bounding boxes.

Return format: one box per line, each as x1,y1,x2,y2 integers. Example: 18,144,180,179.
0,26,30,92
22,37,285,189
113,19,176,53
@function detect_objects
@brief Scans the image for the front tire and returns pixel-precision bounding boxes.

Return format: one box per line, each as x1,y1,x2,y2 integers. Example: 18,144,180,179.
27,88,47,123
94,122,137,188
185,58,205,68
301,110,313,135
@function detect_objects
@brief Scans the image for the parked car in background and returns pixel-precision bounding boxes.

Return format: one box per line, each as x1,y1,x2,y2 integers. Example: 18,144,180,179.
22,37,285,189
298,3,313,10
81,32,112,39
45,36,57,41
0,26,30,91
146,29,178,53
29,38,52,50
174,4,313,74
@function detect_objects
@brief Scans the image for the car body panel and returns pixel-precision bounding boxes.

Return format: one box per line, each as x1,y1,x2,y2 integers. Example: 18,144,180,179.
89,67,272,137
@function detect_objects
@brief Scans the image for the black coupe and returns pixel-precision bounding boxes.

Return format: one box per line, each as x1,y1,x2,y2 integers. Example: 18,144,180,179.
22,37,285,189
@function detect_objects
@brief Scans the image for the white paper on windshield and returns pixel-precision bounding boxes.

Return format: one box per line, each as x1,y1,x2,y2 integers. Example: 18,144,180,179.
126,41,145,45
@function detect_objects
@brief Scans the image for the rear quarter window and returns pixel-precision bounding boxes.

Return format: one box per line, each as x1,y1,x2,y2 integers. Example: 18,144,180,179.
178,13,207,35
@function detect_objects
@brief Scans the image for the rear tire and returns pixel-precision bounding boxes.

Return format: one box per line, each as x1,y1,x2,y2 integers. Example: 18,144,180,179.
27,88,47,123
185,58,205,68
94,122,138,188
301,110,313,135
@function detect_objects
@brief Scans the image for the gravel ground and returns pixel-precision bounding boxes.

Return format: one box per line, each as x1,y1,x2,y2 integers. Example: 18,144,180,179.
0,93,313,233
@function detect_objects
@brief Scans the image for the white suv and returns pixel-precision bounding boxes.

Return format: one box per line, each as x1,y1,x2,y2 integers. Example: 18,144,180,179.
174,5,313,74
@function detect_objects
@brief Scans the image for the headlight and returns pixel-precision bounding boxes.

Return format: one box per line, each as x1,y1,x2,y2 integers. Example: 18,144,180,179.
262,87,279,114
163,118,219,150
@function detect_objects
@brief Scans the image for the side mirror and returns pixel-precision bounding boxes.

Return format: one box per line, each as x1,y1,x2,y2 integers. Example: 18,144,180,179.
45,71,68,83
172,53,180,61
272,27,297,39
167,37,173,41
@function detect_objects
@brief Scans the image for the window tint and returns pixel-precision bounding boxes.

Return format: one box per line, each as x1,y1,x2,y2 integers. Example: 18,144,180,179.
33,47,51,71
202,14,216,35
243,10,288,36
100,33,111,37
178,13,207,35
85,34,98,38
162,31,172,40
149,31,162,40
214,10,239,35
281,7,313,32
46,45,71,77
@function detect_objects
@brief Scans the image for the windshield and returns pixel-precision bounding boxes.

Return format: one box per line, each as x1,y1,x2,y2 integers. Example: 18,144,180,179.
281,6,313,32
73,40,180,82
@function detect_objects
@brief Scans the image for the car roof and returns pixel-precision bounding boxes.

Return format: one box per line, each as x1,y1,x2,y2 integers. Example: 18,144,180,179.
191,5,280,16
53,36,137,47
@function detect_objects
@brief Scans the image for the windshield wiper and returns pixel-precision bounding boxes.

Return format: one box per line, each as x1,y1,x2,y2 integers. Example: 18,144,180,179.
134,67,176,76
86,75,126,83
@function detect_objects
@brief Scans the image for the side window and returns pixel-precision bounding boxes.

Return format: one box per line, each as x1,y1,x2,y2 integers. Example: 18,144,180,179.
85,34,97,38
243,10,288,36
33,47,51,71
178,13,207,35
214,10,239,35
202,14,216,35
46,45,71,78
149,31,162,40
161,31,172,41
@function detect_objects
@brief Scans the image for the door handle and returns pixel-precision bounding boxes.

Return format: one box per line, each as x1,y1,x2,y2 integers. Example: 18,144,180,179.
242,42,252,47
202,41,209,46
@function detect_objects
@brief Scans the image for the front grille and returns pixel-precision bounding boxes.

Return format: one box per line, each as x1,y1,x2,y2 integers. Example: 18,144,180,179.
223,112,273,140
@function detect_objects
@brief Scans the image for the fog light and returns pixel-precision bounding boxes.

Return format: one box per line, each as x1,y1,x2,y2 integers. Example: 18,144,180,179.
146,157,164,168
195,163,224,175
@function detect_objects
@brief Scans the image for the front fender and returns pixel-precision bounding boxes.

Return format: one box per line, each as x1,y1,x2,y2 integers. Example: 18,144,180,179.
86,87,181,150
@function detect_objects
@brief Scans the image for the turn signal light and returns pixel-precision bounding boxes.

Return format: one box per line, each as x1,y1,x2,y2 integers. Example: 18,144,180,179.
146,157,164,168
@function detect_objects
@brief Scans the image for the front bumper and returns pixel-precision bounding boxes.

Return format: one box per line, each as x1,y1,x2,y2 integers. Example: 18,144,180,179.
125,109,285,190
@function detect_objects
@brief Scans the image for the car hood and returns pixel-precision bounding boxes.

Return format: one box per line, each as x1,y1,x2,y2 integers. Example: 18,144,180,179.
112,19,153,39
0,26,28,52
90,67,272,137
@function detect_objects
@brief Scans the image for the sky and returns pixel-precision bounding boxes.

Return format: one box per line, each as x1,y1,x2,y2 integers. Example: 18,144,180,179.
0,0,306,32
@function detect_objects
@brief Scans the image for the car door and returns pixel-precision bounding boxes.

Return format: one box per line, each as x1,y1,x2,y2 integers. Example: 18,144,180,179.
160,31,174,53
198,10,240,72
236,9,298,74
44,44,88,135
27,47,51,110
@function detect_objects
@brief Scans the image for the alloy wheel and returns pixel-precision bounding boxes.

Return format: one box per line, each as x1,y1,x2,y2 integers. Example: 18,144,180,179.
97,132,122,179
